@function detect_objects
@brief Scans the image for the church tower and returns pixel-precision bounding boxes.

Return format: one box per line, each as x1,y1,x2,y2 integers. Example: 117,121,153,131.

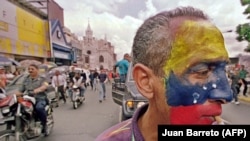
86,19,93,38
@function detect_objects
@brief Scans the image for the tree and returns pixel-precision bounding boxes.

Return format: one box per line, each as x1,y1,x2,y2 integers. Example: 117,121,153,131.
236,0,250,52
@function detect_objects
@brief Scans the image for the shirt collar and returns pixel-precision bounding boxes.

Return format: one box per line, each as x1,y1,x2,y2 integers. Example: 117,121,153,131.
131,104,148,141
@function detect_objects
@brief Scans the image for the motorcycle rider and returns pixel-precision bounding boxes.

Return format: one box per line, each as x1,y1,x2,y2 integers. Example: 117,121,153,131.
73,72,85,99
15,64,49,135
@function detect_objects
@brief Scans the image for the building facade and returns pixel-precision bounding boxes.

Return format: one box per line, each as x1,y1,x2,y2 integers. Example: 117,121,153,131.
81,23,117,70
0,0,116,70
49,19,72,66
0,0,50,63
64,27,83,67
48,0,64,26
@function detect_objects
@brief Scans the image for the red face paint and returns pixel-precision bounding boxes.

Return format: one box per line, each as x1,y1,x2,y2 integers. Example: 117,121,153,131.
170,103,222,124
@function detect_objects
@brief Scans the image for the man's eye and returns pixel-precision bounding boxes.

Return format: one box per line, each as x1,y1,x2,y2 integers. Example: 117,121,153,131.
195,70,209,76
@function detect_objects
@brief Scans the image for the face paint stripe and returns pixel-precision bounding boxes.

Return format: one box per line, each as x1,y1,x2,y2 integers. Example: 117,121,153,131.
163,20,229,77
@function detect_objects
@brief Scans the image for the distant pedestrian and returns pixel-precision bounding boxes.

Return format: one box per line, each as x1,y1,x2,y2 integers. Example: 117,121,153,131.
113,53,130,83
238,65,249,96
229,67,242,105
81,70,87,88
89,71,95,90
52,70,67,103
93,69,99,91
98,67,108,103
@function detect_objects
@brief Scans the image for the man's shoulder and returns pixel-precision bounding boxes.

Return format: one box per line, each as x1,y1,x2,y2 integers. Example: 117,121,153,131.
121,59,129,64
38,75,46,80
95,119,132,141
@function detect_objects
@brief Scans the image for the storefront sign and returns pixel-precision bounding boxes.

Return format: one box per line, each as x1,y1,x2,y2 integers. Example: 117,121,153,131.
54,50,70,59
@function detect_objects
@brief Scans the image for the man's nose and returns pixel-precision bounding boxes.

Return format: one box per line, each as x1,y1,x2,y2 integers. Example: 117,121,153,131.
208,99,227,104
207,69,233,102
208,89,233,103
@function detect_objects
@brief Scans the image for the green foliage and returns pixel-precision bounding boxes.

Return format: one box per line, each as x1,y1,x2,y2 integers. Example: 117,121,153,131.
236,0,250,52
241,0,250,5
236,23,250,42
244,5,250,14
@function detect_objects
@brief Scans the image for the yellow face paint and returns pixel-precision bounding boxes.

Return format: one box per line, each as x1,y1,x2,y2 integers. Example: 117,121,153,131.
163,20,229,76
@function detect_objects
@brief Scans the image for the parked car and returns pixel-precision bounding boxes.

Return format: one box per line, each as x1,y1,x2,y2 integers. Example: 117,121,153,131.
112,64,148,121
5,72,58,107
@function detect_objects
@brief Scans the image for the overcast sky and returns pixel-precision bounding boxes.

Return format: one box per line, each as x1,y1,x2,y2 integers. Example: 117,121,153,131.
54,0,250,60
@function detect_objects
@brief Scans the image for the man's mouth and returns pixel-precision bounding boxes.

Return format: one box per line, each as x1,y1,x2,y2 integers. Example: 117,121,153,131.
170,103,222,124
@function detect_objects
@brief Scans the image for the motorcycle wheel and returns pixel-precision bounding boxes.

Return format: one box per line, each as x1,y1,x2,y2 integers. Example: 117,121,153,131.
45,113,54,136
73,102,77,109
0,130,26,141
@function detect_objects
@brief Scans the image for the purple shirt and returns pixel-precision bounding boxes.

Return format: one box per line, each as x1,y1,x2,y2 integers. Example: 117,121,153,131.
95,104,148,141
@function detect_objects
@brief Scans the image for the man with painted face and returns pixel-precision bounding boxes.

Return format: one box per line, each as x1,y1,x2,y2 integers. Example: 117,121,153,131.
95,6,233,141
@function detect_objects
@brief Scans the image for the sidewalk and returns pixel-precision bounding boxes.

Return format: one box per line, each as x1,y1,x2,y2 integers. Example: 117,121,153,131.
238,95,250,103
236,86,250,104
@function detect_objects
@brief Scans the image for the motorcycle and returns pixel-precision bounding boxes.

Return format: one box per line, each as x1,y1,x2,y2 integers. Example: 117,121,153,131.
72,85,84,109
0,92,55,141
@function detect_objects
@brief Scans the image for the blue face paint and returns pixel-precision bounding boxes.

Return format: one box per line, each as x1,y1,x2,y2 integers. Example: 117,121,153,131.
166,62,233,106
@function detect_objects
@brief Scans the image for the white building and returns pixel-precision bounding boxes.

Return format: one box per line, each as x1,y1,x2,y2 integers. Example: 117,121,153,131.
81,22,117,70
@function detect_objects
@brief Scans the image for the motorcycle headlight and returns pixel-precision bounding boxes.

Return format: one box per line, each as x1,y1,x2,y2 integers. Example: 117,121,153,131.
1,106,10,114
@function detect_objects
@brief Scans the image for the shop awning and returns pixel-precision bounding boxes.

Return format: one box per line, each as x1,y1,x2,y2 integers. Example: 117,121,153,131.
0,56,20,66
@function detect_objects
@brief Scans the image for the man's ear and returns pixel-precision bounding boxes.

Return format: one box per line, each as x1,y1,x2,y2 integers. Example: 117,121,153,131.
133,64,154,99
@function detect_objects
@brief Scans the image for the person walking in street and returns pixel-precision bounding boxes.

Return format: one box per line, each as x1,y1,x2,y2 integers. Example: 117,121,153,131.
52,70,67,103
239,65,249,96
89,70,95,90
93,69,99,91
81,70,87,88
113,53,130,83
98,66,108,103
229,67,242,105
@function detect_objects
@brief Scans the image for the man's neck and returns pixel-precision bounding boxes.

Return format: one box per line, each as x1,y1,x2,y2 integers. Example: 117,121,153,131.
138,103,170,141
30,75,38,79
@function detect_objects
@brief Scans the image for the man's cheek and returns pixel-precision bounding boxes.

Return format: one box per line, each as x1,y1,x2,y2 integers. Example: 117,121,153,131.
169,105,210,124
170,106,197,124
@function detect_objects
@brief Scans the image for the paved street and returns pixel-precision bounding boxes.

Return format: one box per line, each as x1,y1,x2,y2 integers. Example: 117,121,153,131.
39,83,120,141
